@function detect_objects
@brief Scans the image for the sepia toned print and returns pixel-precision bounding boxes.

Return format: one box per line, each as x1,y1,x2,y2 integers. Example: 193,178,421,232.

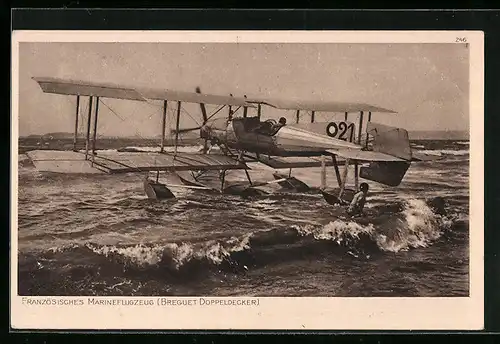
11,31,484,330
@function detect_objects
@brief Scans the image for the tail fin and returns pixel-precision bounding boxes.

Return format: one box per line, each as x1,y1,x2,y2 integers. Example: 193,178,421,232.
359,122,412,186
366,122,412,161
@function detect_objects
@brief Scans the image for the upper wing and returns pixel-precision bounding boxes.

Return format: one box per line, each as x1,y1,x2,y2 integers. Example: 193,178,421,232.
140,88,253,107
246,97,396,113
32,77,255,107
33,77,147,101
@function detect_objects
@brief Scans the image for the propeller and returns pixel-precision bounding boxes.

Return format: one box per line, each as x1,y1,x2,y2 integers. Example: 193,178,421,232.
196,86,209,124
196,86,210,154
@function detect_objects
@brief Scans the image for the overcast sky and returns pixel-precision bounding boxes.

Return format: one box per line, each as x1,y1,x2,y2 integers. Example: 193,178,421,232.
18,42,469,137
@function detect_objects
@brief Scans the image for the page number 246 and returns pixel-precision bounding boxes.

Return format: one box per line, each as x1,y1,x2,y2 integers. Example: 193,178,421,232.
456,37,467,43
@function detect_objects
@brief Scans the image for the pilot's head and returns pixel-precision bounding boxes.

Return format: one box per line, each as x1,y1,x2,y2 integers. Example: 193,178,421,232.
360,183,369,193
278,117,287,125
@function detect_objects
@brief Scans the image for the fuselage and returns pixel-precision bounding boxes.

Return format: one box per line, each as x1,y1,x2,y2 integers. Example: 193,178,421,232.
201,116,360,156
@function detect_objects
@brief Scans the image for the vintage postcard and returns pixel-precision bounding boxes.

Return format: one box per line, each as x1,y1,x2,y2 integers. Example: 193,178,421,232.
11,30,484,330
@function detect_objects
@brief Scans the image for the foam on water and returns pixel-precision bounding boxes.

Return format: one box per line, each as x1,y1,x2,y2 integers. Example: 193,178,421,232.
375,198,450,252
416,149,469,157
294,198,452,253
85,233,253,269
66,197,458,274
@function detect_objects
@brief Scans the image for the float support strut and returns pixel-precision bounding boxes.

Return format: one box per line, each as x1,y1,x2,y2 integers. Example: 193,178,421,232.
339,158,349,199
220,170,226,192
332,155,342,187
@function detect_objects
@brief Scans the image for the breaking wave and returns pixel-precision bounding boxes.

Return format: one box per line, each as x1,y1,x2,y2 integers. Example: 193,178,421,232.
416,149,469,157
375,198,453,252
295,199,453,253
24,198,460,277
85,233,252,270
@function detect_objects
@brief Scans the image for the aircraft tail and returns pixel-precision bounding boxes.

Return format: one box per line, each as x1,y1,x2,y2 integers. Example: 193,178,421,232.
359,122,412,187
365,122,412,161
360,161,411,186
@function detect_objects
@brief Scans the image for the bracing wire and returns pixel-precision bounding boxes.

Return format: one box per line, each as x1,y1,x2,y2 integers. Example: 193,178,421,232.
96,99,159,176
180,107,201,127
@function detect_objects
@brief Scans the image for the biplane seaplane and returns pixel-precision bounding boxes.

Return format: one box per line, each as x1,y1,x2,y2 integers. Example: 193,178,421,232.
26,77,434,204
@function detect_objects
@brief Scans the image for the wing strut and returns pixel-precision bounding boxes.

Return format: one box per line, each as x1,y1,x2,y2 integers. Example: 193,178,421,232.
365,111,372,148
91,96,100,159
85,96,93,160
174,101,181,156
73,95,80,151
354,111,365,191
160,100,168,153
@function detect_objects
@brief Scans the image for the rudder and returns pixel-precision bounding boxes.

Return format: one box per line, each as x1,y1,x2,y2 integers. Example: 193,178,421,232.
360,122,413,186
366,122,412,161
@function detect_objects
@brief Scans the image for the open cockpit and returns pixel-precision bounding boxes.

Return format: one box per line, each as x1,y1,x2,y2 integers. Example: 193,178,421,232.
234,116,287,137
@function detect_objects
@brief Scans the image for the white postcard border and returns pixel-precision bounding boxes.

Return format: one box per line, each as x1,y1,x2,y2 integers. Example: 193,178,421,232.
10,30,484,330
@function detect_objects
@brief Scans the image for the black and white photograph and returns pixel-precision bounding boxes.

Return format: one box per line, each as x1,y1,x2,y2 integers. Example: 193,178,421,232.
11,31,484,330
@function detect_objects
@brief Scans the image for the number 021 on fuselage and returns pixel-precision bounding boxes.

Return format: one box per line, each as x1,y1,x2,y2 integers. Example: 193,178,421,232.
290,121,356,142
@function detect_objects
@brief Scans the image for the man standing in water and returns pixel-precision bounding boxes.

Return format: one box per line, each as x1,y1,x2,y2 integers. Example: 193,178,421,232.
347,182,369,217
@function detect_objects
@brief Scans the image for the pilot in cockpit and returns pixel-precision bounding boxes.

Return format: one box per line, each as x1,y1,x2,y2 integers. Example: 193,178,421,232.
276,117,287,129
254,117,287,136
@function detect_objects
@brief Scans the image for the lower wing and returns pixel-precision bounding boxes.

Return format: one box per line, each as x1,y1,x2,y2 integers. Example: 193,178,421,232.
25,150,247,174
